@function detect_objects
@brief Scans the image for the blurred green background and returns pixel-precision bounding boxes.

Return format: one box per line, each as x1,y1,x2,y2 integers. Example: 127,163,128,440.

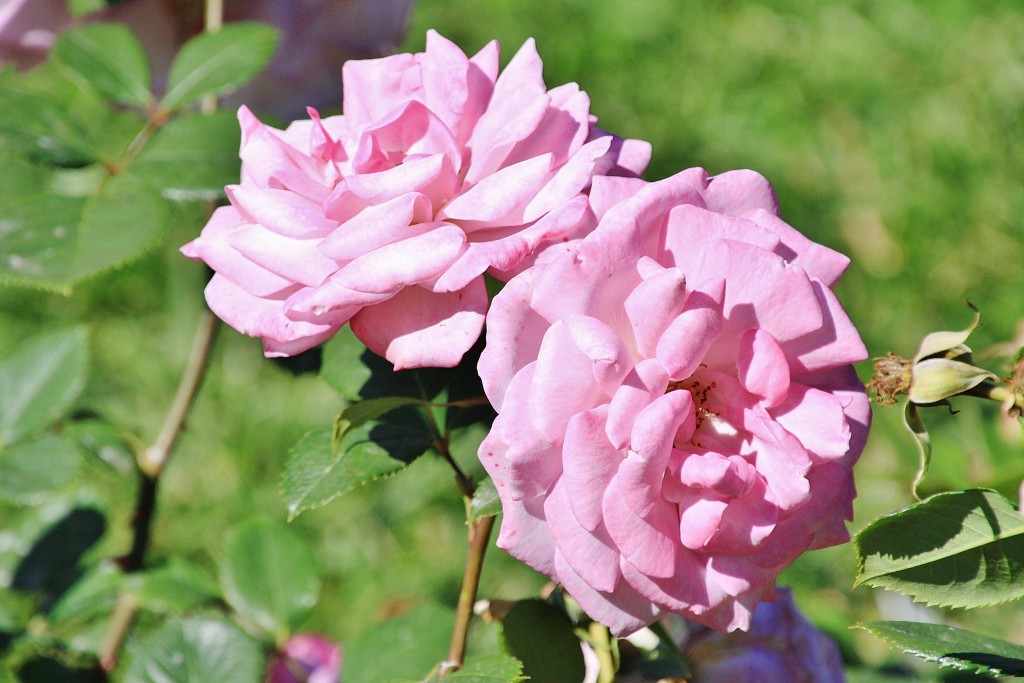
2,0,1024,678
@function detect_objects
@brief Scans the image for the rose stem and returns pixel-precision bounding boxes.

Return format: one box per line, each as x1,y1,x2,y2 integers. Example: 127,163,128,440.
441,514,495,675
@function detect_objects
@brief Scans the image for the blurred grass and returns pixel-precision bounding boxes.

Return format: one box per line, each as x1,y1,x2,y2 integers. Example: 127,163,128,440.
2,0,1024,675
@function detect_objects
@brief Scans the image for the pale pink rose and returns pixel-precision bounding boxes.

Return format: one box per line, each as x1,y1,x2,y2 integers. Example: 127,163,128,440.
0,0,413,119
477,168,870,635
182,30,651,368
265,633,341,683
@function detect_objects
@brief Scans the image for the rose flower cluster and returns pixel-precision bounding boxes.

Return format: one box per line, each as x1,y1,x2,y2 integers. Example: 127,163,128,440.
184,32,870,636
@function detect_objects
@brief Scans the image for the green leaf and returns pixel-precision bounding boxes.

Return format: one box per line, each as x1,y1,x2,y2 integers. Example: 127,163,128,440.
0,433,82,503
73,175,168,282
122,615,263,683
49,563,121,624
469,477,502,521
0,176,167,289
500,599,586,683
283,420,430,520
52,24,152,108
0,71,96,166
425,655,525,683
130,111,241,201
160,23,279,111
334,396,424,437
219,519,319,640
859,621,1024,677
126,561,220,614
0,327,88,447
855,489,1024,608
343,603,456,683
69,0,106,16
320,326,373,400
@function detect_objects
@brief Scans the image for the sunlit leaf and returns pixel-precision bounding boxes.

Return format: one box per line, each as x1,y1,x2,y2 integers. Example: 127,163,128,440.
855,489,1024,608
0,327,88,447
500,599,586,683
424,655,525,683
0,433,82,503
161,23,278,111
122,615,262,683
283,421,431,519
859,621,1024,677
343,603,455,683
52,24,151,108
48,563,120,624
469,477,502,522
218,519,320,640
130,111,241,201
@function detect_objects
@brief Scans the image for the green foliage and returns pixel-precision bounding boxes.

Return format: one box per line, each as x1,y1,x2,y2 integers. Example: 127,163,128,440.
131,112,242,201
122,615,263,683
856,489,1024,608
161,23,279,112
125,561,220,614
0,327,88,448
859,621,1024,677
283,422,431,520
0,434,82,503
343,603,456,683
51,24,152,108
218,519,320,641
425,655,525,682
469,478,501,521
500,599,586,683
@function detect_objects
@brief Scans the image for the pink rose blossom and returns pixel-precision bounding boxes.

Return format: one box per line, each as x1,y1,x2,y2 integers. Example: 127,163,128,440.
265,633,341,683
183,30,650,368
477,168,870,635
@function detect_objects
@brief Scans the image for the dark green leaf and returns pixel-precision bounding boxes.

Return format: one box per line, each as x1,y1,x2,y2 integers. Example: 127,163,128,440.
122,615,263,683
219,519,319,640
130,111,241,201
11,507,105,613
126,561,220,614
859,621,1024,677
335,396,424,436
52,24,151,108
500,599,586,683
343,603,455,683
855,489,1024,608
469,477,502,521
161,23,279,111
283,420,430,519
0,433,82,503
0,327,88,447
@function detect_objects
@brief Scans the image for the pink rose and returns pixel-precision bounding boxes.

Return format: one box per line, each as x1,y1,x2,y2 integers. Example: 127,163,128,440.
477,168,870,635
0,0,413,119
265,633,341,683
183,30,650,368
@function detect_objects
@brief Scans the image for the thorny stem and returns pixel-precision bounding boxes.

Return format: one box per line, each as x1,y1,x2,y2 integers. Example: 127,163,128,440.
440,514,495,676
